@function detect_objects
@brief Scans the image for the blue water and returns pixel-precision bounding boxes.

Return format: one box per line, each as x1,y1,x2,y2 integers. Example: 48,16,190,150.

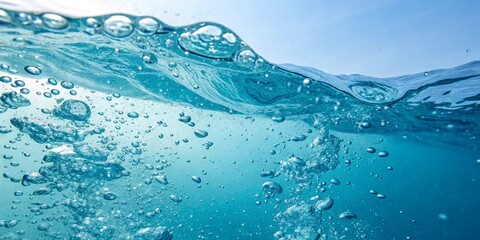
0,9,479,240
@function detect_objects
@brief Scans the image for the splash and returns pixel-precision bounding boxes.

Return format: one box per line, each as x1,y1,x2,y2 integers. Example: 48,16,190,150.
0,9,478,140
0,8,478,240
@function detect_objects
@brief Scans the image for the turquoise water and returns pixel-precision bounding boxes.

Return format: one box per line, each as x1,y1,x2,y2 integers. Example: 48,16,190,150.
0,9,479,240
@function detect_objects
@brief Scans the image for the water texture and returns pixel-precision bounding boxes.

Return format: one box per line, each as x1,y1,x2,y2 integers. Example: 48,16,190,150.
0,9,479,240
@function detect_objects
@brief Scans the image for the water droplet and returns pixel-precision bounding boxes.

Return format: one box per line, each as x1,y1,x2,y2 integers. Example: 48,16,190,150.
194,130,208,138
41,13,69,30
137,17,159,35
104,15,134,38
103,192,117,200
24,66,42,75
387,166,394,170
127,112,140,118
466,49,471,53
424,72,428,76
378,151,389,158
191,176,202,183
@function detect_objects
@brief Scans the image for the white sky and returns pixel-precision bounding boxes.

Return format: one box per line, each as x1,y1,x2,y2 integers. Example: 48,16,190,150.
1,0,479,77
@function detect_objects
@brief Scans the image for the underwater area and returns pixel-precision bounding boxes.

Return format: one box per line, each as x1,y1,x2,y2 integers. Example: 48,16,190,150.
0,3,479,240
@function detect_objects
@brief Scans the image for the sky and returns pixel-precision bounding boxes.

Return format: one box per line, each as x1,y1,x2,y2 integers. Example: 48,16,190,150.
1,0,479,77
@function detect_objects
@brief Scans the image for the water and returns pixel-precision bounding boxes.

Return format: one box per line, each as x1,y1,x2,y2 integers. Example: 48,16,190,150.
0,8,479,240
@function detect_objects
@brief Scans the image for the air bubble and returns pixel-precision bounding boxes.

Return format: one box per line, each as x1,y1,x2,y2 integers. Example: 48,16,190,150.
378,151,389,158
237,49,257,67
360,122,372,128
170,194,182,203
19,88,29,94
316,197,334,210
53,99,91,122
262,181,283,194
14,80,25,87
194,130,208,138
438,213,449,221
47,78,57,85
33,187,52,195
366,147,376,153
222,32,237,44
15,12,33,25
303,78,312,86
0,9,12,23
142,52,158,64
85,17,102,34
137,17,159,35
24,66,42,75
104,15,134,38
376,193,386,199
195,25,222,42
0,76,12,83
339,211,357,219
178,115,191,123
155,175,169,185
37,223,49,231
178,25,238,59
127,112,140,118
103,192,117,200
191,176,202,183
271,116,285,123
41,13,69,30
60,81,74,89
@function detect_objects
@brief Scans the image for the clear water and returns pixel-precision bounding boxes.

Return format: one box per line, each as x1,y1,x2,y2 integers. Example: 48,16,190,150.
0,9,479,240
